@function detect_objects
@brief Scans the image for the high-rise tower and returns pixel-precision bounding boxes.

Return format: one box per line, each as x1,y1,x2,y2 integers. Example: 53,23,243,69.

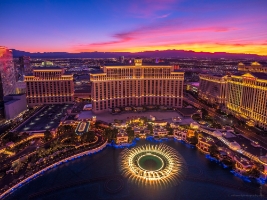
0,46,16,101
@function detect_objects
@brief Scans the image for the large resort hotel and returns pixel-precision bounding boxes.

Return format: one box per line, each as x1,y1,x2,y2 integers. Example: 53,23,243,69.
24,67,74,107
90,59,184,113
198,62,267,130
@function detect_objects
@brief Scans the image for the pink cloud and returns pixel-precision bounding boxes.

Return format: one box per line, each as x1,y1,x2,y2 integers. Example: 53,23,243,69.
126,0,178,18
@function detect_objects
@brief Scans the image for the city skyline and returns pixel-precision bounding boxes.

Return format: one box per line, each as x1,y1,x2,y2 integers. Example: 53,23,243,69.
1,0,267,55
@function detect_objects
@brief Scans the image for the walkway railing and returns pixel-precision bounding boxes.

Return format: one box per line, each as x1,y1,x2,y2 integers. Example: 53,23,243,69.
198,127,260,162
0,140,108,199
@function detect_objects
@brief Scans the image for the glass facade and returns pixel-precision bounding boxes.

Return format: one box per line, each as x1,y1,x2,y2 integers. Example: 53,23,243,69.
0,46,17,101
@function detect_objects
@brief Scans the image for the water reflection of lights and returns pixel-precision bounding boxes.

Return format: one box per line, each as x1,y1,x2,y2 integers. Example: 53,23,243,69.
120,144,186,188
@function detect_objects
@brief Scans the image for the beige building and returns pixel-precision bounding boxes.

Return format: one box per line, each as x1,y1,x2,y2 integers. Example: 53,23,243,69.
226,72,267,130
238,62,267,73
116,130,128,144
90,59,184,113
198,74,227,105
198,71,267,130
25,67,74,107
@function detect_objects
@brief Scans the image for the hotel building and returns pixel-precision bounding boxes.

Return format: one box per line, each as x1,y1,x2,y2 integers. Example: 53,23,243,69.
238,62,267,73
90,59,184,113
226,72,267,130
198,71,267,130
0,47,17,101
198,74,227,105
25,67,74,107
0,47,17,120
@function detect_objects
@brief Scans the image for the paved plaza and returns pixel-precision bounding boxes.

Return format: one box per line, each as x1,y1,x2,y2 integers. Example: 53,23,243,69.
78,110,194,124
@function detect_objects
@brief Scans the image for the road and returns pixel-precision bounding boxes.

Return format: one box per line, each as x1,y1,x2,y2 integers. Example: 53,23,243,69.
184,91,267,149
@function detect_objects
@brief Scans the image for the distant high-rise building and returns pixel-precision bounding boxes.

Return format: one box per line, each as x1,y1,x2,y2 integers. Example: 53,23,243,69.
0,46,17,101
90,58,184,113
24,67,74,107
119,56,124,63
41,61,54,67
238,62,267,73
18,56,31,80
198,74,227,105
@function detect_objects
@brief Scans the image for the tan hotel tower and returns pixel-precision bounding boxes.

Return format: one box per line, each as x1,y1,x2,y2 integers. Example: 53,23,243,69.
25,67,74,107
90,59,184,113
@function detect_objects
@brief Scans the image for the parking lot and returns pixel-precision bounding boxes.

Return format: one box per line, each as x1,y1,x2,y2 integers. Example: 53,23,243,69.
17,104,73,132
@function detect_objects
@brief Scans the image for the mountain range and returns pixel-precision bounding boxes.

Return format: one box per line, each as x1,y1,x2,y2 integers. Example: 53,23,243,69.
12,49,267,59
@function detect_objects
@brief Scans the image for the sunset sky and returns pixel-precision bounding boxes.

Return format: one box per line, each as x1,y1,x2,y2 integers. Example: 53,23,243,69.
1,0,267,55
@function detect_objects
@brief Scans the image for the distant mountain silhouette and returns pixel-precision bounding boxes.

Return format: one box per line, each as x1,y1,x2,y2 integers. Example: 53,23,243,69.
11,49,267,59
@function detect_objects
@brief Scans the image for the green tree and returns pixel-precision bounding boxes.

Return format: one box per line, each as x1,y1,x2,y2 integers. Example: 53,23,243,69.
209,145,219,158
81,131,95,143
147,124,153,135
221,158,234,168
201,108,208,118
44,130,52,141
192,114,201,121
69,131,78,143
244,168,261,178
3,132,19,143
104,128,117,141
126,127,134,142
36,147,46,157
50,140,62,152
165,123,173,135
187,135,198,144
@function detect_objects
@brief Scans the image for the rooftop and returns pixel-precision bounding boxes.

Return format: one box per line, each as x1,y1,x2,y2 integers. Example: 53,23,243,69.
90,70,104,74
5,93,25,97
104,62,171,67
32,66,62,70
249,72,267,80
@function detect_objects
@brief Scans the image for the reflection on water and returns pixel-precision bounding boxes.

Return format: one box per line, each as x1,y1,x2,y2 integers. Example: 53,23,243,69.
5,140,267,200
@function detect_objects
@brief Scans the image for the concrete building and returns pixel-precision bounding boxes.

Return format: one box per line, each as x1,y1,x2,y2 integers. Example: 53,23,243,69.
90,58,184,113
41,61,54,67
198,71,267,130
4,94,27,120
15,81,26,94
18,56,31,80
116,129,128,144
0,47,17,101
226,72,267,130
196,136,215,154
24,67,74,107
198,74,227,105
238,62,267,73
74,86,91,100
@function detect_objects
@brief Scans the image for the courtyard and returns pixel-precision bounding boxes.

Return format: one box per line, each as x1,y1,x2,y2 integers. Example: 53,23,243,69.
78,110,194,124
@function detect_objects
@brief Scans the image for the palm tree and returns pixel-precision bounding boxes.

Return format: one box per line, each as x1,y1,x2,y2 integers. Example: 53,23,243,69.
44,130,52,141
209,145,219,158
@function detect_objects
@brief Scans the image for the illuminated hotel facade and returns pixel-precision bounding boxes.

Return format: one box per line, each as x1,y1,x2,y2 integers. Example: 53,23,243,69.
90,59,184,113
199,71,267,130
198,74,227,105
226,72,267,130
0,47,17,101
25,67,74,107
238,62,267,73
